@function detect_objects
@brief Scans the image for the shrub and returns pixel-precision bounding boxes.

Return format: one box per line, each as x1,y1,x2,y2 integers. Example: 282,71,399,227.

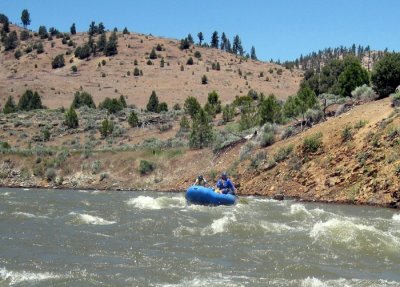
64,107,79,128
99,97,124,114
14,49,22,60
186,57,194,65
156,44,162,51
71,65,77,73
0,142,11,149
341,126,353,142
281,126,295,140
35,42,44,54
139,160,155,175
274,145,294,162
260,131,275,147
157,102,168,113
45,168,56,181
240,142,255,161
52,54,65,69
351,84,378,101
100,118,114,138
147,59,153,65
20,30,30,41
128,110,139,127
173,103,181,110
302,132,323,153
149,48,157,59
201,74,208,84
179,115,190,132
354,120,368,129
146,91,159,112
194,51,201,59
391,92,400,107
189,109,214,148
159,123,173,132
133,67,140,76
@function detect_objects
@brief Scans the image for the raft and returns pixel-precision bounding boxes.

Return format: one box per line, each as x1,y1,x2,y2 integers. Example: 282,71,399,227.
185,185,236,206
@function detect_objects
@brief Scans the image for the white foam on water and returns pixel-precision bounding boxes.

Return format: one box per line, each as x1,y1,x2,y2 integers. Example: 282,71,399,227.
260,221,294,233
300,277,400,287
78,189,89,193
126,195,186,210
200,213,237,235
310,218,400,250
159,275,242,287
69,212,116,225
289,203,313,218
392,213,400,221
0,267,62,285
23,188,30,191
12,212,48,219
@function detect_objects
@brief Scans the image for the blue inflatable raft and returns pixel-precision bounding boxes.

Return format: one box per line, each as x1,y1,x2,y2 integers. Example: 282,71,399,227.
185,185,236,206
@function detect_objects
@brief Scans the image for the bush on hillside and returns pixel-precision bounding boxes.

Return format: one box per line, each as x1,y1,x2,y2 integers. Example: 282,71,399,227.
100,118,114,138
371,53,400,98
64,107,79,129
52,54,65,69
139,160,155,175
128,110,139,127
18,90,43,111
302,132,323,153
71,91,96,109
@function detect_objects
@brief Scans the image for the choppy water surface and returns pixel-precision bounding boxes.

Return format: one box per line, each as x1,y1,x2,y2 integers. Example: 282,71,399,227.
0,188,399,287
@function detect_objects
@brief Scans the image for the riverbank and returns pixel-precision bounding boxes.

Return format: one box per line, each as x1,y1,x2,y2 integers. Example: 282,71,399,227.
1,98,400,208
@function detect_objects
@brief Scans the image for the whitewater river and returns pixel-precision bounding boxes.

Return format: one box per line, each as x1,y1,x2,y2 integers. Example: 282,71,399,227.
0,188,399,286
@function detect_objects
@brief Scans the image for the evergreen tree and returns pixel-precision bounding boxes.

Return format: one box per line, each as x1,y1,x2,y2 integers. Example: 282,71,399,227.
1,16,9,33
38,26,48,39
18,90,43,111
184,96,201,118
97,32,107,52
250,46,257,60
179,115,190,132
338,56,369,97
197,32,203,45
21,9,31,28
187,33,194,44
157,102,168,113
119,95,127,108
71,91,96,109
99,97,123,114
146,91,159,112
189,108,214,148
201,74,208,84
52,54,65,69
100,118,114,138
3,96,17,114
206,90,222,115
211,31,219,48
149,48,157,59
20,30,30,41
232,35,243,56
128,110,139,127
179,38,190,50
222,104,235,122
104,31,118,56
123,27,129,35
98,22,105,34
88,21,97,36
64,107,79,128
220,32,227,50
3,31,18,51
70,23,76,35
372,52,400,98
258,94,282,124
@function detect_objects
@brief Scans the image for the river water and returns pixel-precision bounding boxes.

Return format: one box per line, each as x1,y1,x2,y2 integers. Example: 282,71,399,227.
0,188,399,287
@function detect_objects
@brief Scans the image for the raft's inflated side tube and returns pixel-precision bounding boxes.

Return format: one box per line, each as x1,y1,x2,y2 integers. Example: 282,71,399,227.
185,185,236,206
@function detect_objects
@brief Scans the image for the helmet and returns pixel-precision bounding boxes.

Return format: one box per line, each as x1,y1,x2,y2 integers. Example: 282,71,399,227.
198,175,203,180
221,172,227,179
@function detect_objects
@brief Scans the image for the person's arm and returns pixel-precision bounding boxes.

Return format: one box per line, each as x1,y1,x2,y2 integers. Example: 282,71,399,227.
228,179,236,194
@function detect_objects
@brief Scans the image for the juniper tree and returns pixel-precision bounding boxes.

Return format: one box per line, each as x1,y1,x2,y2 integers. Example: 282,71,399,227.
146,91,159,112
64,107,79,128
21,9,31,28
184,96,201,118
250,46,257,60
3,96,17,114
128,110,139,127
197,32,204,45
70,23,76,35
189,108,214,149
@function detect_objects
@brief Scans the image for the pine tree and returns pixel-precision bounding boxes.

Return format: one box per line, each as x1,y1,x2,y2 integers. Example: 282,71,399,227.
3,31,18,51
88,21,97,36
123,27,129,35
3,96,17,114
220,32,227,50
1,16,9,33
97,32,107,52
21,9,31,28
64,107,79,129
232,35,243,56
250,46,257,60
98,22,105,34
100,118,114,138
211,31,219,48
104,31,118,56
119,95,127,108
187,33,194,44
258,94,282,124
184,96,201,118
70,23,76,35
38,26,48,39
149,48,157,59
189,108,214,149
197,32,204,45
52,54,65,69
128,110,139,127
146,91,159,112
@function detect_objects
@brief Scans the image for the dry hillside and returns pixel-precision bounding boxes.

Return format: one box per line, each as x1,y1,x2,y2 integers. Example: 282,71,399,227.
0,25,302,109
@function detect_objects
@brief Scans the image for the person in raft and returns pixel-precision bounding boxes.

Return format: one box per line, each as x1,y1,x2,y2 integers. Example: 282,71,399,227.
195,175,208,186
215,172,236,195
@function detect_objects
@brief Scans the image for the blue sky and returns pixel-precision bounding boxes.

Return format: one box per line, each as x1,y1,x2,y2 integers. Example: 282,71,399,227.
2,0,399,61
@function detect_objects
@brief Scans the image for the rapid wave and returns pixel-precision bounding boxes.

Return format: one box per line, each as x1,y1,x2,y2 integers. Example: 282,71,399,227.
0,267,62,285
202,213,237,235
68,212,116,225
393,213,400,221
300,277,400,287
159,275,243,287
12,212,48,219
126,195,186,210
310,218,400,252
